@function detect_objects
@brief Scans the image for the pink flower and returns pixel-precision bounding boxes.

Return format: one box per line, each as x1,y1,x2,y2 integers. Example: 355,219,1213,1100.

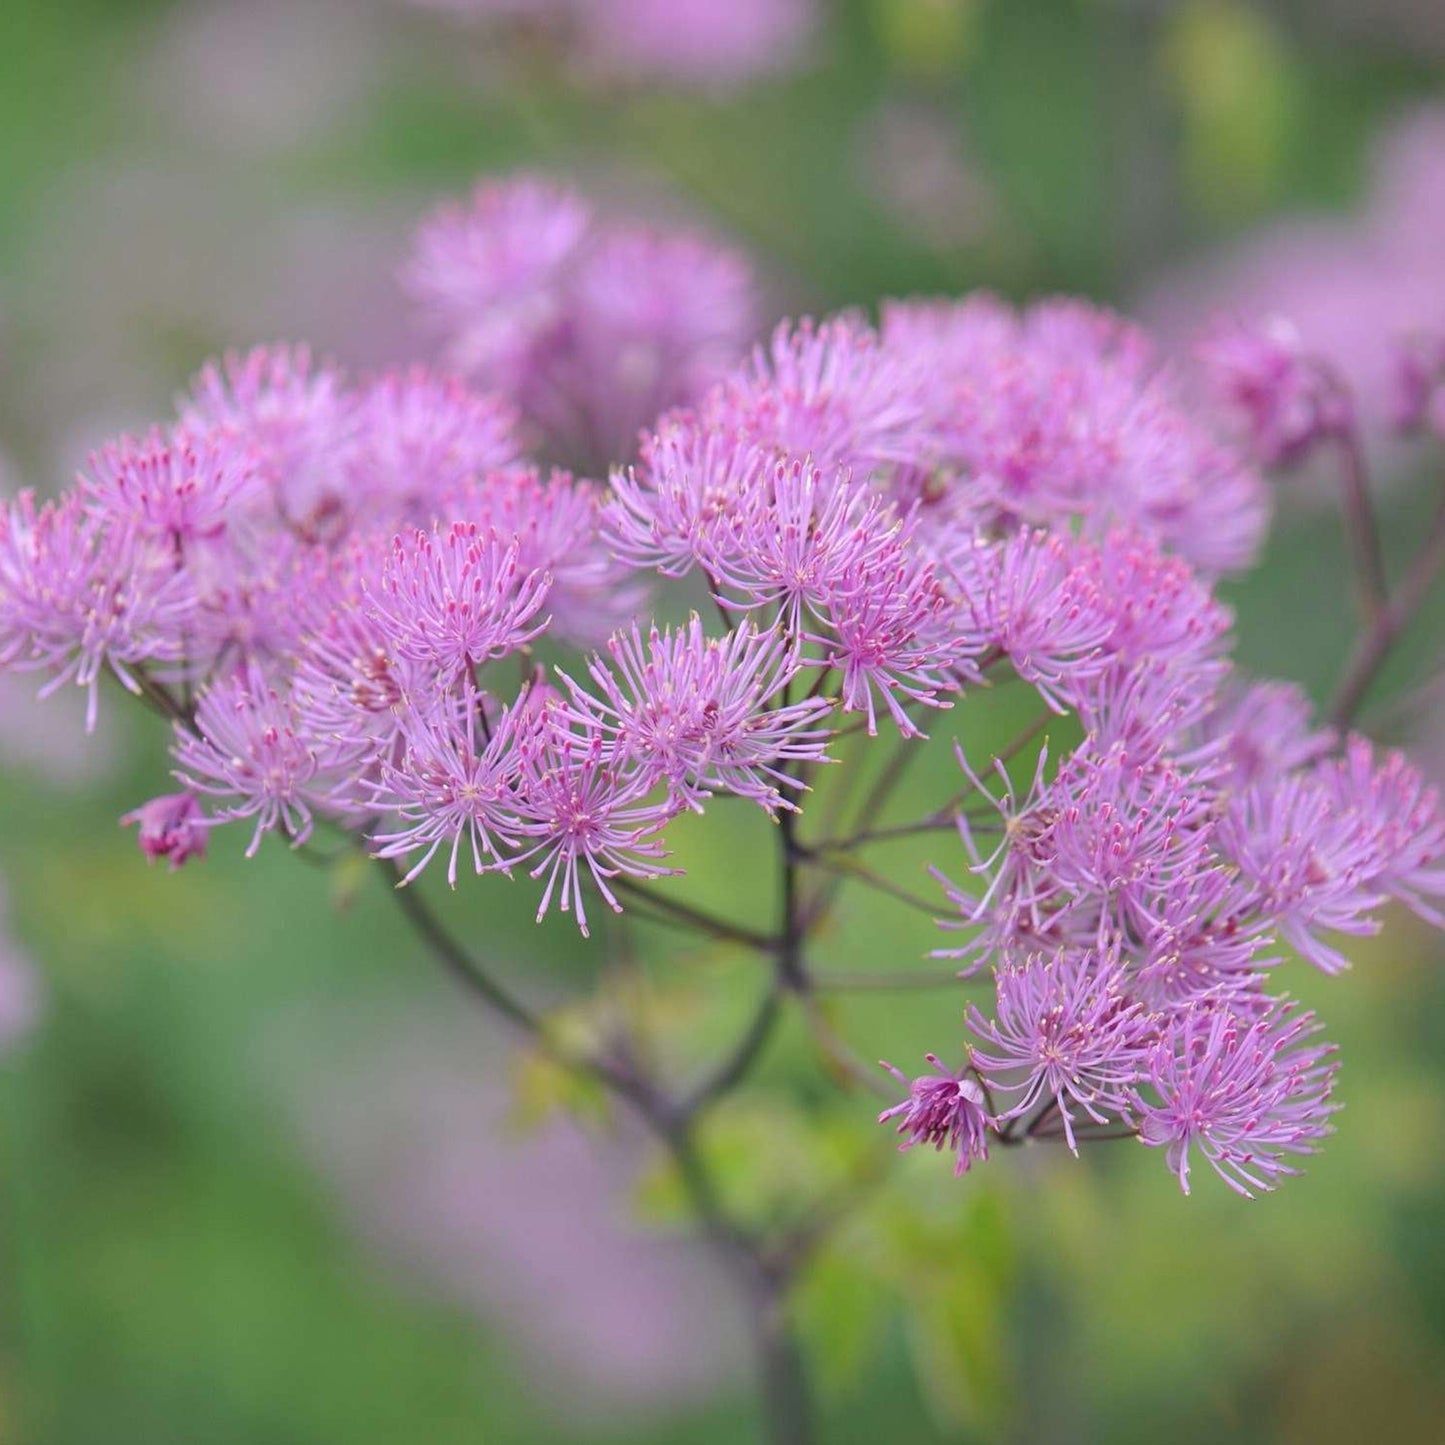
0,491,194,730
368,688,532,887
342,368,521,520
604,422,770,579
558,616,833,811
1198,316,1353,467
1134,998,1338,1198
368,522,551,682
878,1055,993,1176
406,178,755,470
121,790,209,870
80,425,263,547
968,947,1153,1153
180,343,352,540
710,314,930,482
510,713,680,936
174,661,323,857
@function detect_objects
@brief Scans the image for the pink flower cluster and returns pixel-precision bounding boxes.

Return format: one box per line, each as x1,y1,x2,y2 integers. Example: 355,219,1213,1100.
405,177,757,472
4,223,1442,1199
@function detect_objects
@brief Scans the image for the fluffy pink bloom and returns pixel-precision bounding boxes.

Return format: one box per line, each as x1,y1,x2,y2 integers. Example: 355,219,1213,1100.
960,528,1110,711
547,225,756,466
121,790,209,871
445,465,639,646
368,522,551,681
710,458,906,627
604,423,770,579
710,314,931,481
1320,736,1445,927
1042,748,1216,935
1143,105,1445,453
342,368,521,519
1218,768,1390,975
1134,999,1338,1197
174,662,323,856
510,715,679,936
967,947,1153,1152
814,550,970,738
406,178,755,470
1202,680,1333,789
404,178,591,384
882,296,1269,573
180,343,352,540
80,425,262,547
369,688,532,886
0,492,194,729
1130,868,1272,1012
878,1055,993,1176
1069,529,1231,676
558,616,833,811
1198,317,1353,467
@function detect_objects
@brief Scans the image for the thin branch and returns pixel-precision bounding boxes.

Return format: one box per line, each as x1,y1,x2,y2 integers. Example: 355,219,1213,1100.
797,853,941,918
613,877,778,953
1329,481,1445,730
389,875,555,1042
128,669,196,732
775,802,810,992
683,986,785,1117
809,707,1050,858
1334,429,1389,625
800,994,896,1101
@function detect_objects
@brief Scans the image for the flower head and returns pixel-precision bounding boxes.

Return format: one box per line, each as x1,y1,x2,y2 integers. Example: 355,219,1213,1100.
510,712,680,936
406,177,755,470
967,947,1154,1151
878,1055,993,1176
80,426,262,547
559,615,833,810
368,522,551,681
174,662,323,856
180,343,352,539
121,790,210,871
0,492,194,729
1134,998,1339,1197
342,368,521,520
1198,317,1353,468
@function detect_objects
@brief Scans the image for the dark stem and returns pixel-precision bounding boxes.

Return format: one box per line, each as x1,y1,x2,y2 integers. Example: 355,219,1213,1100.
1328,482,1445,730
390,876,550,1039
797,853,941,918
1334,429,1389,625
684,985,784,1117
776,805,809,992
386,871,818,1443
129,669,196,732
613,876,778,953
750,1272,816,1445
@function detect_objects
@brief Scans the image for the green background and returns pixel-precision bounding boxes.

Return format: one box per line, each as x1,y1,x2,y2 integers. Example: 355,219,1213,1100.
1,2,1443,1441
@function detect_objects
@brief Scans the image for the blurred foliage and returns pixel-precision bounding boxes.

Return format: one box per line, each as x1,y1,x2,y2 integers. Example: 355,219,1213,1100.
0,1,1443,1443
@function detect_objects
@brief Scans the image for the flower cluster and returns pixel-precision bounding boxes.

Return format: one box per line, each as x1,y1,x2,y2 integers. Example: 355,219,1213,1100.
5,193,1442,1201
405,177,757,471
